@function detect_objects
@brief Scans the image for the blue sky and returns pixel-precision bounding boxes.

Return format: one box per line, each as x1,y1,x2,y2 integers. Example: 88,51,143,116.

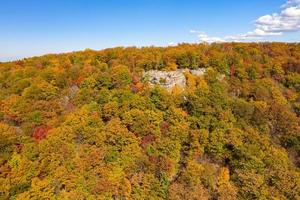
0,0,299,61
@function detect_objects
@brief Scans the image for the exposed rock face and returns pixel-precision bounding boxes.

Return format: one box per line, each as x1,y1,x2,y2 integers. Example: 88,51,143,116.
60,85,79,110
69,85,79,98
13,126,23,134
144,70,186,90
190,68,206,76
143,68,206,90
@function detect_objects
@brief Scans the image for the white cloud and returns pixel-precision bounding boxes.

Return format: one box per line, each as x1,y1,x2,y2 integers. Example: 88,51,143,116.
283,0,300,8
168,42,176,46
191,0,300,42
189,30,199,34
282,6,300,17
190,30,225,43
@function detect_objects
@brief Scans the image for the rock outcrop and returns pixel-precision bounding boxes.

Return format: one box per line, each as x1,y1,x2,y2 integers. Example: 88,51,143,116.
190,68,206,76
143,68,206,90
60,85,79,110
144,70,187,90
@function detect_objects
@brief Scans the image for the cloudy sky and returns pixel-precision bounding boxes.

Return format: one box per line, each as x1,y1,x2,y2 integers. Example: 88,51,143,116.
0,0,299,61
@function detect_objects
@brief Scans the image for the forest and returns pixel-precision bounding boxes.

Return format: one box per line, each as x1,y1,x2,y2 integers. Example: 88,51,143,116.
0,42,299,199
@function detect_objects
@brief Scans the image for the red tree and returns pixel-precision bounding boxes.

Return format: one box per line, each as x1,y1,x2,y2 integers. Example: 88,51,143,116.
230,65,236,77
32,126,51,141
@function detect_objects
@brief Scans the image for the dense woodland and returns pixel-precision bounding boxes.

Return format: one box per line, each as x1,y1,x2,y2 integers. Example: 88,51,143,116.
0,43,300,199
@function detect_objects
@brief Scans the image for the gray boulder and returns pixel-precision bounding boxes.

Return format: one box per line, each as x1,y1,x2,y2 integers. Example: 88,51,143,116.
143,68,206,90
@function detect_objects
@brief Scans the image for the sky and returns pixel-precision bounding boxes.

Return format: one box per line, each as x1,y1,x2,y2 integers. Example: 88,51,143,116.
0,0,299,61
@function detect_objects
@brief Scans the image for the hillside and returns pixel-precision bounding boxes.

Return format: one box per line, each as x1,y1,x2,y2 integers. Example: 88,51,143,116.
0,43,300,199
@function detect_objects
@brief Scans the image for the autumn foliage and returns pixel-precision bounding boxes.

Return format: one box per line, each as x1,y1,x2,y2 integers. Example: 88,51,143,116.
0,43,299,199
32,126,51,141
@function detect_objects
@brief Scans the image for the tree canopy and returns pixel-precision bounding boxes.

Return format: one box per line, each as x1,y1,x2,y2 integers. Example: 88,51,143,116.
0,42,299,199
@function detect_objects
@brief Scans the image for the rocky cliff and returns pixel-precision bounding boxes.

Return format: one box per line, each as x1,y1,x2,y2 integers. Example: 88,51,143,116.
143,68,206,90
